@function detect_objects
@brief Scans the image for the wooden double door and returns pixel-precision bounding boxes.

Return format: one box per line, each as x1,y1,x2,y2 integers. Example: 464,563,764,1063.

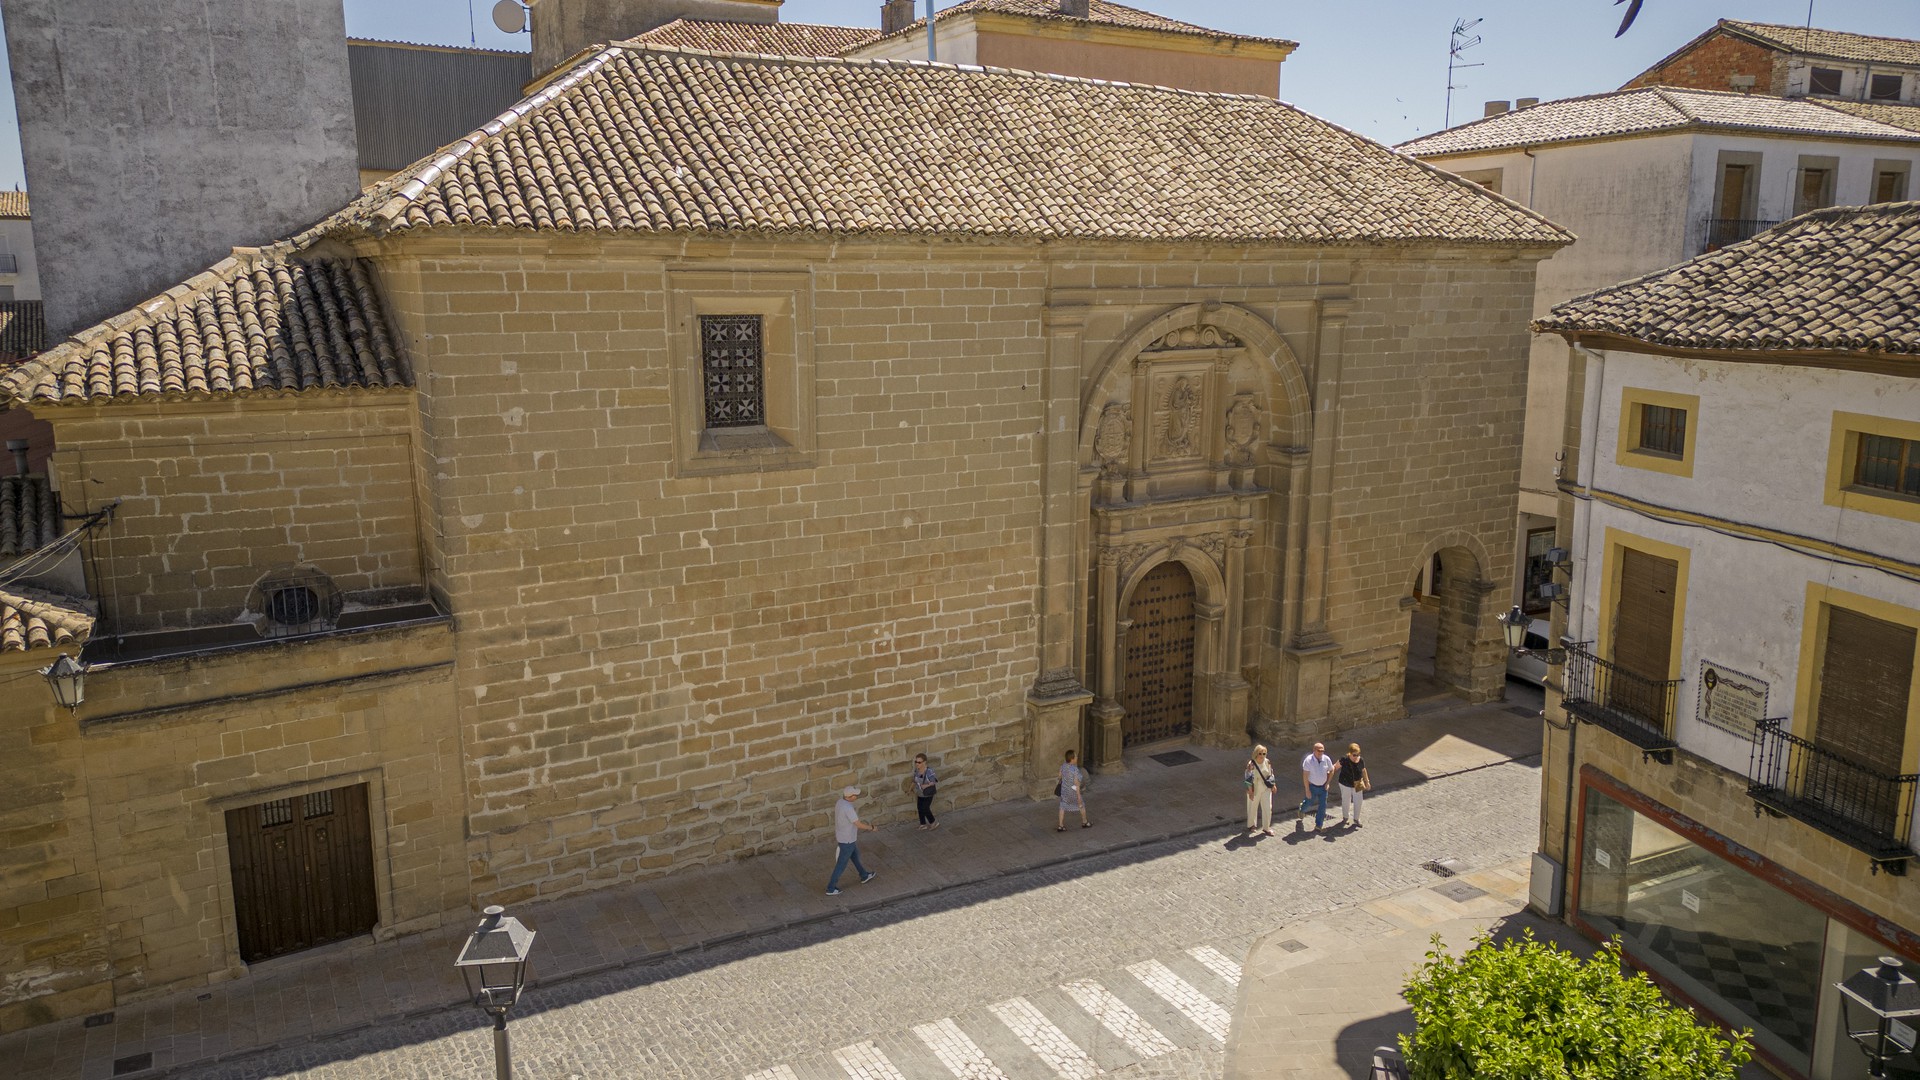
225,783,378,963
1122,562,1197,746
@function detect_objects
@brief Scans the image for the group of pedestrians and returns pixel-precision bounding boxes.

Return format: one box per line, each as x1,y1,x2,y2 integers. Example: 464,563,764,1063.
828,739,1374,893
1245,740,1370,837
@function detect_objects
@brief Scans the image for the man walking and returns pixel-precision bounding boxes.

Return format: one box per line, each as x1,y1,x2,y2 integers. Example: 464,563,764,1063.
826,786,877,896
1300,742,1335,834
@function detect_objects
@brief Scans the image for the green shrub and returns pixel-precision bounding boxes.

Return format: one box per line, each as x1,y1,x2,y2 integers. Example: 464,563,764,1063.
1398,930,1752,1080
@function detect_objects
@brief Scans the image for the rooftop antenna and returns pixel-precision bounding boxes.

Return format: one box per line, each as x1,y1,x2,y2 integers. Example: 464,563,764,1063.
1446,17,1485,129
927,0,937,62
492,0,531,35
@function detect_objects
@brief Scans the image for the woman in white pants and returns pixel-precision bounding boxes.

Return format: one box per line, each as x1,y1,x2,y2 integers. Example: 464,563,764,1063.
1338,742,1371,827
1244,745,1276,836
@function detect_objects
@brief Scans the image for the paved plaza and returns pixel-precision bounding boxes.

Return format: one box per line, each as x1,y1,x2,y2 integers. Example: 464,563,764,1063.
10,694,1554,1080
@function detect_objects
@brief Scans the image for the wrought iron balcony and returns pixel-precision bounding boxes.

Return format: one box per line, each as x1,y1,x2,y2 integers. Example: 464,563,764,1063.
1703,217,1780,252
1561,642,1679,756
1749,717,1918,868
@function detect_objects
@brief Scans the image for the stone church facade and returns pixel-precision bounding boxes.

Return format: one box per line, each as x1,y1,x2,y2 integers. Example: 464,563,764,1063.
0,43,1565,1027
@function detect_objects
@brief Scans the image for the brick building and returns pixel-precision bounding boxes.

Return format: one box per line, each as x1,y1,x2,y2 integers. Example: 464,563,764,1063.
0,43,1564,1029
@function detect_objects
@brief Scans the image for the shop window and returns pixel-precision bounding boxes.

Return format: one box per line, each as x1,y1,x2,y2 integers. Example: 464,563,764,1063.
1809,66,1843,96
1578,787,1823,1073
1522,527,1556,614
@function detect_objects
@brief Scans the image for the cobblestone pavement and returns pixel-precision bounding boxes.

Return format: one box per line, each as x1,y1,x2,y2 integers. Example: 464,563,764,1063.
174,756,1541,1080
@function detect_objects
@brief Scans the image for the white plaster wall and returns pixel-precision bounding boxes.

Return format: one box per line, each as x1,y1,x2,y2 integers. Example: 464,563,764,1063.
847,19,978,65
1685,133,1920,242
0,219,41,301
1568,348,1920,777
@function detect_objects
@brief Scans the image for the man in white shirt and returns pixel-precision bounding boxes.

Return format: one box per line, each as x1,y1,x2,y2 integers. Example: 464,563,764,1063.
826,786,877,896
1300,742,1335,834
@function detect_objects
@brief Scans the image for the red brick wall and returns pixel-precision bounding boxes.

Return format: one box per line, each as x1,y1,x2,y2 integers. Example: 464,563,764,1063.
1623,33,1782,93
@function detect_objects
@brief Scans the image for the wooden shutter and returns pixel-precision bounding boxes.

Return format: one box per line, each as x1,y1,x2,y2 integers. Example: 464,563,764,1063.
1612,548,1678,682
1815,607,1917,776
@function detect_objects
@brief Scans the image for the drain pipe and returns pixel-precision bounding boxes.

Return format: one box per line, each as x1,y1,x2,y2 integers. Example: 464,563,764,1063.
926,0,936,61
1551,342,1610,905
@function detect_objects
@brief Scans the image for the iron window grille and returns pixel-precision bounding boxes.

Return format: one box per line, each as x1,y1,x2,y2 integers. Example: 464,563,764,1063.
1703,217,1778,252
1638,404,1687,457
1856,434,1920,499
700,314,766,429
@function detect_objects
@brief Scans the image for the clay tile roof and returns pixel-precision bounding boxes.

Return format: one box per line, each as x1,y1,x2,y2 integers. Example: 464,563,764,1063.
343,45,1564,247
1399,85,1920,157
868,0,1296,51
0,301,45,362
629,19,880,56
1535,201,1920,359
1723,21,1920,68
0,585,94,654
0,251,409,406
0,191,27,219
1820,99,1920,134
0,476,60,557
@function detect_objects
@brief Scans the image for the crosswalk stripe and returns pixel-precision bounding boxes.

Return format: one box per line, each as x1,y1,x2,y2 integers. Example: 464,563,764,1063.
1127,959,1232,1042
1187,945,1243,986
988,996,1100,1080
743,1067,801,1080
911,1018,1012,1080
1061,979,1176,1059
833,1040,910,1080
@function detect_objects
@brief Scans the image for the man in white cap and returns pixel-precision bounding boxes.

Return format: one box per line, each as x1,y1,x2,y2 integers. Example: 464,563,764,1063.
826,785,877,896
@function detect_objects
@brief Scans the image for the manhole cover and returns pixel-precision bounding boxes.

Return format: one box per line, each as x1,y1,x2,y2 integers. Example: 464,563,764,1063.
1277,938,1309,953
1433,880,1488,903
112,1053,153,1076
1422,858,1464,878
1150,750,1201,766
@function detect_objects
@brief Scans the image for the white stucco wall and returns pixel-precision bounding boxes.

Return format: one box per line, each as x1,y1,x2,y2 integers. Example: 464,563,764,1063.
1567,347,1920,777
1685,132,1920,250
0,218,41,301
848,18,978,65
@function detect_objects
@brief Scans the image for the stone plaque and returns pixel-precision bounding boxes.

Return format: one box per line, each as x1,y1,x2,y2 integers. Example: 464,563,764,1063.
1696,660,1768,740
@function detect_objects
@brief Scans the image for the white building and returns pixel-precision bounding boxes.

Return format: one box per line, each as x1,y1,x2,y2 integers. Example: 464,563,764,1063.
1533,201,1920,1080
0,191,40,303
1401,88,1920,626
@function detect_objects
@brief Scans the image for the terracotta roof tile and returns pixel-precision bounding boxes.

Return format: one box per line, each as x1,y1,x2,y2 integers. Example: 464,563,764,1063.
0,191,28,219
1535,201,1920,358
629,19,880,56
0,252,408,406
1400,85,1920,157
1820,99,1920,133
0,301,44,362
868,0,1296,51
345,45,1564,247
1724,21,1920,68
0,476,59,558
0,585,93,653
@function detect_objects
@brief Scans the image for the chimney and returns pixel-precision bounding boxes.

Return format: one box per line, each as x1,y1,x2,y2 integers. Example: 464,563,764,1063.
882,0,915,33
1484,100,1511,117
1059,0,1090,16
1515,96,1539,110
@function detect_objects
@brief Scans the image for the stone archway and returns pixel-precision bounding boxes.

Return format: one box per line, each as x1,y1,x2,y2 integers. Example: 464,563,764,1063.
1402,533,1507,705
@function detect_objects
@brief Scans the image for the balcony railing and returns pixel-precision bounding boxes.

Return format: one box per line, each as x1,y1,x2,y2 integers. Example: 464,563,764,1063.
1703,217,1780,252
1561,642,1679,754
1749,717,1917,865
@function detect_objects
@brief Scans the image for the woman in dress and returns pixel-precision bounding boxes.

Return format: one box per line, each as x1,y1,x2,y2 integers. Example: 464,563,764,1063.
1244,744,1276,836
1057,748,1090,831
912,753,939,831
1338,742,1371,827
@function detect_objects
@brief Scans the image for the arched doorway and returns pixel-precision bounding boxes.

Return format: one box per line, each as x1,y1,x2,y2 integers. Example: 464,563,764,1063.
1400,539,1504,707
1122,561,1197,745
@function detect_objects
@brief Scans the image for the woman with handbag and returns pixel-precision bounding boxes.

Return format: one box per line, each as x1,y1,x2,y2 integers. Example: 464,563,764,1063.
1056,749,1090,831
912,753,939,830
1244,745,1277,836
1338,742,1372,828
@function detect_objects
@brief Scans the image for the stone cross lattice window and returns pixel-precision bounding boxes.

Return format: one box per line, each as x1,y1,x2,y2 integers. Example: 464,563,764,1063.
700,314,766,428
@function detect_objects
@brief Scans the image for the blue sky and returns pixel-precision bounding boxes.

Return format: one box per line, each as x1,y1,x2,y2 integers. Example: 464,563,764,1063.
1,1,1918,190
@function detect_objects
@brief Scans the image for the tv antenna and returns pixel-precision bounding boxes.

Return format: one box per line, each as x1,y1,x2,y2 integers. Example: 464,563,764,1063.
492,0,532,35
1445,17,1485,129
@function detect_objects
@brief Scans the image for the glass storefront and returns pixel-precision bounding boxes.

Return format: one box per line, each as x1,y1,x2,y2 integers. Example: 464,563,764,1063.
1579,787,1825,1075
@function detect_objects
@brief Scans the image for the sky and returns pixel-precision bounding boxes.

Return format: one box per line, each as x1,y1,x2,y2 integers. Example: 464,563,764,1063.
1,0,1919,190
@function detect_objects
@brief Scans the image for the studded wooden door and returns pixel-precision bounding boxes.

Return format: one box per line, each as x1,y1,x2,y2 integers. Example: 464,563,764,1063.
225,783,377,963
1122,561,1196,746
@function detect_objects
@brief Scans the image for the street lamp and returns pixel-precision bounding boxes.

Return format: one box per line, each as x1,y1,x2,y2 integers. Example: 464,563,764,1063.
41,652,86,711
1838,956,1920,1077
1500,605,1530,651
455,905,537,1080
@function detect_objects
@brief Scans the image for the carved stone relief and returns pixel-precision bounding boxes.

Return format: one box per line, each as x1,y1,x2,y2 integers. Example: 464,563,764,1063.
1150,325,1240,351
1156,375,1201,461
1093,402,1131,478
1224,396,1260,466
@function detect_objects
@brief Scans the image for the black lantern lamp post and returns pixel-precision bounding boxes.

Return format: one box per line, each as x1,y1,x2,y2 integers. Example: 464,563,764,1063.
455,905,536,1080
1499,605,1530,651
41,652,86,712
1839,956,1920,1077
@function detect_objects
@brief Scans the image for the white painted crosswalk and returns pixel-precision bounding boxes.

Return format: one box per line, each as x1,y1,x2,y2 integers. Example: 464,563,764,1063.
741,944,1242,1079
